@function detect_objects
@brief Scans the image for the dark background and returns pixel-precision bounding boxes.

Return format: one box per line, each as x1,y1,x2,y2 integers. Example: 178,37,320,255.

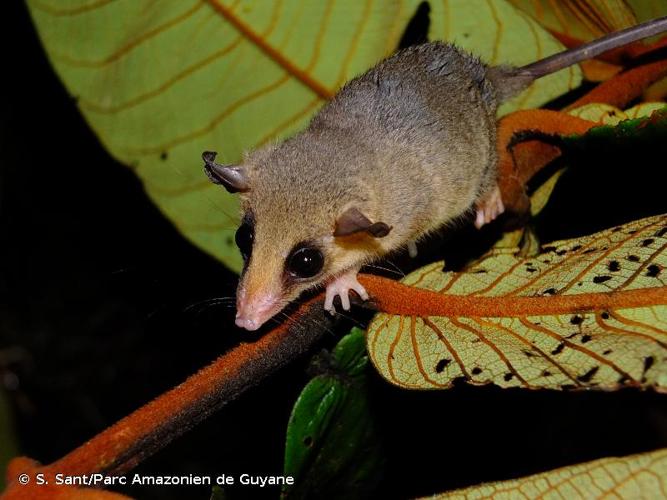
2,2,667,499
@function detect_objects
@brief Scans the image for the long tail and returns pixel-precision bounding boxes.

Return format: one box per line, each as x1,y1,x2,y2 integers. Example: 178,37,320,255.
488,16,667,102
520,16,667,80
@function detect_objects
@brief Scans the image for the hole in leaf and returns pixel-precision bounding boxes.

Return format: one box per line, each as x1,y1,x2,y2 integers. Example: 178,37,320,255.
435,359,450,373
644,356,655,373
570,315,583,325
647,264,661,277
607,260,620,272
577,366,599,383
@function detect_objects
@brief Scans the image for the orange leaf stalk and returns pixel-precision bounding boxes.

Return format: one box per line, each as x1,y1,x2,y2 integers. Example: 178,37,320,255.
2,297,333,499
497,53,667,215
359,274,667,318
565,58,667,110
495,110,597,214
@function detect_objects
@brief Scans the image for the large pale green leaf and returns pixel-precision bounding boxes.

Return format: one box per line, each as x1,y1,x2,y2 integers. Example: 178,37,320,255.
27,0,578,271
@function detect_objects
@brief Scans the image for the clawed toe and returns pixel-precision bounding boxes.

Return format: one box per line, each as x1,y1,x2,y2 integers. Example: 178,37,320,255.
324,270,368,314
474,185,505,229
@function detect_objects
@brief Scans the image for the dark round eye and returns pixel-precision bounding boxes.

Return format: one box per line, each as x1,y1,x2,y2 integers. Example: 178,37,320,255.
235,222,254,260
286,246,324,279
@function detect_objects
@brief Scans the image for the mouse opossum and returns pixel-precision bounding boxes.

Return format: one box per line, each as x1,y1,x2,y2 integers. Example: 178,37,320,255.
203,16,667,331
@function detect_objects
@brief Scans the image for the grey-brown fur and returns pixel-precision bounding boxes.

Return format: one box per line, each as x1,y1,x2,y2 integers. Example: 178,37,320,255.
237,42,515,308
211,16,667,326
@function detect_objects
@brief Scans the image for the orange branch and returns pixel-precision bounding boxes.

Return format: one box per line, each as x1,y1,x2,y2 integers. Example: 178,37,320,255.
2,296,334,499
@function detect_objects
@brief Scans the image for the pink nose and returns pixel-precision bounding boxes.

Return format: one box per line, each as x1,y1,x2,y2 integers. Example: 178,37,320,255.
235,290,280,331
235,316,262,331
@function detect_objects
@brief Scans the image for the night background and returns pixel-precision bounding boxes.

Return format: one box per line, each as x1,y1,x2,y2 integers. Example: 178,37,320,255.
1,1,667,499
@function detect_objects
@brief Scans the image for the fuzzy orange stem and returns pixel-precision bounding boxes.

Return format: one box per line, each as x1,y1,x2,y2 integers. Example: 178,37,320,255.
359,275,667,317
565,59,667,110
2,296,333,499
495,110,598,214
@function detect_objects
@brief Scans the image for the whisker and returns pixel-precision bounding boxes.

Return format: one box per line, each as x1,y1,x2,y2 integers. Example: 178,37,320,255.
110,267,133,275
183,297,234,311
272,309,334,337
384,259,406,277
145,304,167,322
329,309,366,330
364,261,405,278
298,309,339,338
166,161,239,222
183,297,236,315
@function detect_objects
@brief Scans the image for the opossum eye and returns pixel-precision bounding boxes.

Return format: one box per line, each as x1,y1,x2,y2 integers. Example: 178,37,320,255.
235,222,254,260
286,246,324,279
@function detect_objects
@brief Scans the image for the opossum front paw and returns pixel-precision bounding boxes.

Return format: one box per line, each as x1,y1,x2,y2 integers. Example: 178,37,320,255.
475,184,505,229
324,270,369,314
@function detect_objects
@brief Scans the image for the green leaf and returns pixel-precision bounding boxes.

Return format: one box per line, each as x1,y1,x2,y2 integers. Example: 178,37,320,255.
564,107,667,147
283,327,382,499
26,0,577,272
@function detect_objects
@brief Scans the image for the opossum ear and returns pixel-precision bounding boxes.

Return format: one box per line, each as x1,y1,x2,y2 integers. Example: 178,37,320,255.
202,151,250,193
334,207,392,238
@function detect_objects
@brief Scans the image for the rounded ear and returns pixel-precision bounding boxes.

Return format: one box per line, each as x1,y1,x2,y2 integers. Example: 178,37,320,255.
202,151,250,193
334,206,392,238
